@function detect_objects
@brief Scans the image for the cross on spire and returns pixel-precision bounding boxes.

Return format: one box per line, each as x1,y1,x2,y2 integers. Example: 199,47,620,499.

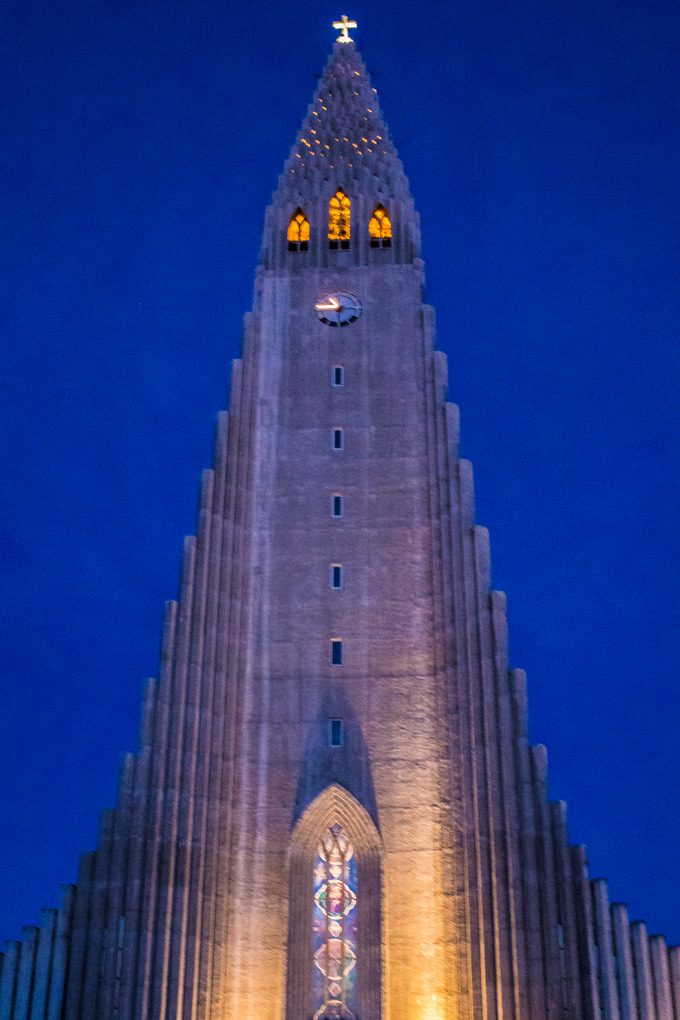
332,15,357,44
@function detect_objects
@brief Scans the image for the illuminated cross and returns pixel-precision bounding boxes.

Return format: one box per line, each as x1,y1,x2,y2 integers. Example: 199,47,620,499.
332,15,357,43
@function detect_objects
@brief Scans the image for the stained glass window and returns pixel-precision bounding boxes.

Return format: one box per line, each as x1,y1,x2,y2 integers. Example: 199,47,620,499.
368,205,392,248
288,208,310,251
329,190,351,249
312,824,358,1019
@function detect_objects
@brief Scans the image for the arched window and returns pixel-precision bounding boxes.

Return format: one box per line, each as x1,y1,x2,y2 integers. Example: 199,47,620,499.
368,205,392,248
329,190,351,250
288,208,310,252
286,784,382,1020
312,824,358,1018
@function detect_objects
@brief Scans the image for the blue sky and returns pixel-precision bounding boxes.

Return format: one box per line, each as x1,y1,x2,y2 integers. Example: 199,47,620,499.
1,0,679,942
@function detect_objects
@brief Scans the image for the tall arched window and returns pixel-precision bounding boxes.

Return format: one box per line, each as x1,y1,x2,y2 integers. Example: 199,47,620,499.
368,205,392,248
329,190,351,250
288,208,310,252
286,784,382,1020
312,825,358,1019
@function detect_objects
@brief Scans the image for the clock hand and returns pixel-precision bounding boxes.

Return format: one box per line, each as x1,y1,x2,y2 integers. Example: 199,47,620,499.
315,297,341,311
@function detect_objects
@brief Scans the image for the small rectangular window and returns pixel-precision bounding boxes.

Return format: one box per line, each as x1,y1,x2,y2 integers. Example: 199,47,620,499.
330,639,343,666
330,564,343,590
331,494,343,517
332,428,344,450
329,719,344,747
332,366,344,387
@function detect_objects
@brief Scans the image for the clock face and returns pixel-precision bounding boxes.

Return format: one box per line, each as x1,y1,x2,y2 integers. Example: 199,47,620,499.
315,291,362,327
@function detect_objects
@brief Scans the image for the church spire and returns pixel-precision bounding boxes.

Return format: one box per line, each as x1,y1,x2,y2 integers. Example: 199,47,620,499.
278,37,411,204
261,24,419,269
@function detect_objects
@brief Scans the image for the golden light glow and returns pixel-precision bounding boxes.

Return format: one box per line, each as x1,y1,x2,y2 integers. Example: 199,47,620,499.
421,1007,446,1020
369,204,392,243
328,189,350,243
332,14,357,43
288,209,310,251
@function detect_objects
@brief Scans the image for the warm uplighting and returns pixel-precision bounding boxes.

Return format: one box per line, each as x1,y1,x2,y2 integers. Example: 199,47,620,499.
421,994,446,1020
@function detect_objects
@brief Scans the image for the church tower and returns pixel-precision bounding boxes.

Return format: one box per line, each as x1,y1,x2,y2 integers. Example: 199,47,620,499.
2,20,678,1020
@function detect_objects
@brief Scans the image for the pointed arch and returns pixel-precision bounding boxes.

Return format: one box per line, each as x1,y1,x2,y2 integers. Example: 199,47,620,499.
329,190,351,249
288,207,310,251
286,784,382,1020
369,204,392,248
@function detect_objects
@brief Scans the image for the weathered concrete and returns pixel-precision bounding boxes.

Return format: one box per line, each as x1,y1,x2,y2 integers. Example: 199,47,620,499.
1,34,676,1020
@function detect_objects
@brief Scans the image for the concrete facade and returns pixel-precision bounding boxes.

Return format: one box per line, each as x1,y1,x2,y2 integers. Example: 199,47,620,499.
0,38,676,1020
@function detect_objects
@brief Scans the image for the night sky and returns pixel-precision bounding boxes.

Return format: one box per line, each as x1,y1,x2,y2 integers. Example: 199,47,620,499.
2,0,679,944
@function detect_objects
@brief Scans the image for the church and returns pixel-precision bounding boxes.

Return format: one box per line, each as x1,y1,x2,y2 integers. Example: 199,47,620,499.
0,18,677,1020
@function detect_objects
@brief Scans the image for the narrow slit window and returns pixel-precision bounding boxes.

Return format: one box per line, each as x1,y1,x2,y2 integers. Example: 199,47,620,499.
329,718,344,747
328,189,351,249
287,208,310,252
330,564,343,590
332,494,343,518
330,639,343,666
332,365,344,387
332,428,344,450
368,204,392,248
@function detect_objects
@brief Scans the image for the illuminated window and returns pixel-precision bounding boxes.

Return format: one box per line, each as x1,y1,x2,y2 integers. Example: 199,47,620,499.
332,428,344,451
330,564,343,590
328,719,344,747
288,208,310,252
332,365,344,387
312,824,357,1016
330,638,343,665
332,494,343,518
329,189,351,249
368,204,392,248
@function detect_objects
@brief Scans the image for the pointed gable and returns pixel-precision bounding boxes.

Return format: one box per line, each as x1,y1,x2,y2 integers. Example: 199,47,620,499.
275,42,412,205
262,40,419,269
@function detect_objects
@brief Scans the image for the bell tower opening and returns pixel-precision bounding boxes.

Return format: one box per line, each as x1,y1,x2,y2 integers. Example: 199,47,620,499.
288,208,310,251
328,189,351,249
368,204,392,247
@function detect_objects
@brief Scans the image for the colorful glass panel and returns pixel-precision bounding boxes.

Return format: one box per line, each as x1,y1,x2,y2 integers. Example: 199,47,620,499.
312,824,358,1019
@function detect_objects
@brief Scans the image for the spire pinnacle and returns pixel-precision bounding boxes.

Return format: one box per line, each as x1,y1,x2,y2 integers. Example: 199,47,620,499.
262,32,420,269
273,41,412,205
332,15,357,44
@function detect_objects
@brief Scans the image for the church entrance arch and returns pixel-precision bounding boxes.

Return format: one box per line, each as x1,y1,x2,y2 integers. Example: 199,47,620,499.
286,784,383,1020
